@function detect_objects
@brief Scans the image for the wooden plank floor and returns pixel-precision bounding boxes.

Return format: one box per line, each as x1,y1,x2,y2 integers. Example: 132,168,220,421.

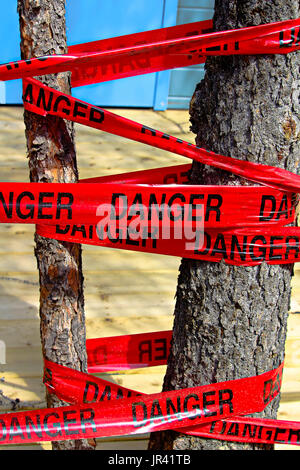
0,106,299,451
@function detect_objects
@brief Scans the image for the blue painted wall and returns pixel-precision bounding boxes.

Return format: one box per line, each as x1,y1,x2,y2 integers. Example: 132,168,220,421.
0,3,22,104
0,1,214,109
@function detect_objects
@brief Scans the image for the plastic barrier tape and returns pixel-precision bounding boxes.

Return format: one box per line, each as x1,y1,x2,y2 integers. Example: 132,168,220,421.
29,163,298,267
0,19,299,447
86,330,173,373
69,18,300,87
0,19,299,84
37,224,300,267
0,354,284,445
0,169,298,265
19,78,300,265
68,20,210,87
0,331,295,446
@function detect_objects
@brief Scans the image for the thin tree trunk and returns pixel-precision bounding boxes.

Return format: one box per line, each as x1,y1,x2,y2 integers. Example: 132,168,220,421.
149,0,300,450
18,0,95,450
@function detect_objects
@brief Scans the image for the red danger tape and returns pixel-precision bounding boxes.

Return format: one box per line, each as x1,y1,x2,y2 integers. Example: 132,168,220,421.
37,224,300,267
189,417,300,446
86,330,173,373
43,332,300,447
18,164,295,267
69,18,300,88
0,333,287,445
0,329,296,447
42,337,300,447
19,77,300,266
1,179,292,228
0,19,299,447
22,77,300,194
0,165,298,265
0,19,299,85
68,20,210,87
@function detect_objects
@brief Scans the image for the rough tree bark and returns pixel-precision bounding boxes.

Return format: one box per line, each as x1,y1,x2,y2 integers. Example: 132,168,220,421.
149,0,300,450
17,0,95,450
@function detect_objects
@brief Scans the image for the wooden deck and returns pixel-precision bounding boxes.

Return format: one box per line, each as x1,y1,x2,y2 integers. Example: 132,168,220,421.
0,106,299,450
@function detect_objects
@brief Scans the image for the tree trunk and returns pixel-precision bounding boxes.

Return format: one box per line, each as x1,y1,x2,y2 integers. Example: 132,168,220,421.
18,0,95,450
149,0,300,450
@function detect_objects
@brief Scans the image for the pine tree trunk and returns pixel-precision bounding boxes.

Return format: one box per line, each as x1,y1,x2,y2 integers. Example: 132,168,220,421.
17,0,95,450
149,0,300,450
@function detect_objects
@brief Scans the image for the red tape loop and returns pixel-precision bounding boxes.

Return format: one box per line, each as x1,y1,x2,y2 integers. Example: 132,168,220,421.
0,19,299,83
0,333,287,445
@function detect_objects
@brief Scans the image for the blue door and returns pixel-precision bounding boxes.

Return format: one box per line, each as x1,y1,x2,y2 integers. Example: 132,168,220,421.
0,2,22,104
67,0,178,109
0,0,178,108
168,0,215,109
